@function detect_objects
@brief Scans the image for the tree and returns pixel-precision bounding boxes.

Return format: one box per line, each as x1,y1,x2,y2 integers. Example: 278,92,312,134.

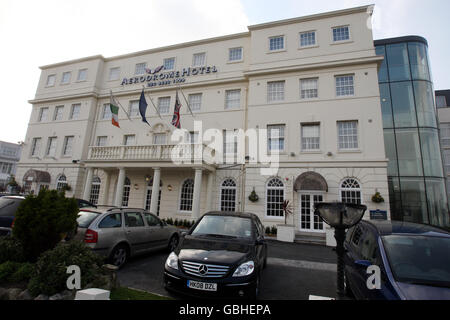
12,189,79,261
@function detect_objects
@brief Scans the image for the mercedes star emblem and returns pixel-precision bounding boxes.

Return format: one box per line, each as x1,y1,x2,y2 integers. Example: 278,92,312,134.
198,264,208,275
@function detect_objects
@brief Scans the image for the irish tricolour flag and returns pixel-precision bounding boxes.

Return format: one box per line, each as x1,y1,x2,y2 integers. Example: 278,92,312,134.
110,92,120,128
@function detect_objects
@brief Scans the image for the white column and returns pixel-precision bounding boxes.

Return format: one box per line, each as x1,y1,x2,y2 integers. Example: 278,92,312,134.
82,167,94,201
149,168,161,215
102,171,111,205
205,172,214,212
192,168,203,220
114,168,126,207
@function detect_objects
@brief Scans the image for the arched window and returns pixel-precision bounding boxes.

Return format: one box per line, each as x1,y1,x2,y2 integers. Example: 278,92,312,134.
340,178,362,204
122,177,131,207
56,174,67,191
220,178,237,212
145,178,162,216
266,178,284,217
179,179,194,212
90,177,101,205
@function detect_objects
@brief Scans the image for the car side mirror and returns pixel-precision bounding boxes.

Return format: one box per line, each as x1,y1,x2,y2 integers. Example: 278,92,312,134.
354,260,372,268
181,231,188,237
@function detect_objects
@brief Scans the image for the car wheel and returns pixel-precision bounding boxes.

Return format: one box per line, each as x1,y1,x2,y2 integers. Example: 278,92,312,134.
109,244,129,269
168,234,179,252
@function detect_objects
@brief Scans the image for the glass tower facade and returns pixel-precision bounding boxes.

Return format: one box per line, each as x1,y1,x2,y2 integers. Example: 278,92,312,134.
375,36,450,229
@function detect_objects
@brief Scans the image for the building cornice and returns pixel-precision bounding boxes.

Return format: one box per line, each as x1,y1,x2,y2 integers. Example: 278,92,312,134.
28,91,99,105
244,55,384,77
39,55,105,70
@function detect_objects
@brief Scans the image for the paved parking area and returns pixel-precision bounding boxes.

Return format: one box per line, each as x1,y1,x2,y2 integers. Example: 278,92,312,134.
117,240,338,300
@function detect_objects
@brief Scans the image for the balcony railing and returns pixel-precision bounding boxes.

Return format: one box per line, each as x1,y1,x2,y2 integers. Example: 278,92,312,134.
88,144,215,164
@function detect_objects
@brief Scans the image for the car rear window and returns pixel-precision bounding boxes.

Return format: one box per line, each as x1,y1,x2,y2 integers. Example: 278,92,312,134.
76,211,101,228
0,198,23,217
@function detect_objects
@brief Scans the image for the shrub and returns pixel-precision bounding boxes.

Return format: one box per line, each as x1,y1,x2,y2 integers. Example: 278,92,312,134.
12,189,79,261
271,226,277,235
8,262,34,283
174,219,179,226
0,236,26,263
166,217,173,225
183,219,189,228
28,241,104,296
0,261,21,283
265,226,271,235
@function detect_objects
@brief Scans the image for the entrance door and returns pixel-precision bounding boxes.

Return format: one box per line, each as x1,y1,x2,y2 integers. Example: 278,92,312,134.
299,193,324,232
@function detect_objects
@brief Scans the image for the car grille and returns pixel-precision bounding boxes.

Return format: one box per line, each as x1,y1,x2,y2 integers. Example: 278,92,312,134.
181,261,231,278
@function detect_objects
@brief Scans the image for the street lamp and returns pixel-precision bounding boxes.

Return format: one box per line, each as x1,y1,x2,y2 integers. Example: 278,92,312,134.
314,202,367,300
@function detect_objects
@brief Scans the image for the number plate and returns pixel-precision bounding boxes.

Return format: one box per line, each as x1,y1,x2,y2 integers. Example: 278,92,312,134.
187,280,217,292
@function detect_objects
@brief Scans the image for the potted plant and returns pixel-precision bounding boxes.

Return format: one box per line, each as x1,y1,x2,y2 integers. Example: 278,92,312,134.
372,192,385,204
277,200,295,243
248,188,259,203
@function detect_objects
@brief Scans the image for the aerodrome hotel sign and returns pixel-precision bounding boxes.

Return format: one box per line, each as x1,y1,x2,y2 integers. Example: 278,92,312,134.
121,65,218,88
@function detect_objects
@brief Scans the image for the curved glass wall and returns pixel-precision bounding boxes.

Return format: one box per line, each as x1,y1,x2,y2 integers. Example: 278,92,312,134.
375,38,450,228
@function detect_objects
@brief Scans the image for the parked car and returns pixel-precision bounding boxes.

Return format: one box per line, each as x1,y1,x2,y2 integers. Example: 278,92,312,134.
77,207,179,268
0,196,25,236
76,198,97,209
164,212,268,299
343,220,450,300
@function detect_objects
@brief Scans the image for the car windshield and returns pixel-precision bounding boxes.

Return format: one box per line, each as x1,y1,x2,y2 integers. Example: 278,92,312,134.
382,235,450,287
0,198,23,216
191,215,253,239
76,211,101,228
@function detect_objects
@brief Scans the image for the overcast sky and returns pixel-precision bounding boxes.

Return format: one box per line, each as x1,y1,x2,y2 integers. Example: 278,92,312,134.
0,0,449,144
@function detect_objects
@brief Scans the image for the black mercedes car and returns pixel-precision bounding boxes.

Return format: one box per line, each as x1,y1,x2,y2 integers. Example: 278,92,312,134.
163,212,268,299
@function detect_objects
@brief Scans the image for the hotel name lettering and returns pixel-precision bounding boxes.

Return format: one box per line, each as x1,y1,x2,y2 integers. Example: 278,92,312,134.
121,65,218,88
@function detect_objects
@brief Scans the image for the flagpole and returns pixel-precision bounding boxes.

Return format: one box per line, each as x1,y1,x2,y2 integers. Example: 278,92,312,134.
177,85,195,118
141,85,176,130
110,90,132,121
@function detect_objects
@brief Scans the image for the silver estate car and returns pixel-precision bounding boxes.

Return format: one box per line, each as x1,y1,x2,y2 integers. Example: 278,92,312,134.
75,207,180,268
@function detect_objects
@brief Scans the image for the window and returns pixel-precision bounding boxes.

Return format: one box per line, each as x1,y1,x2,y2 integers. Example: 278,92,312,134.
158,97,171,114
102,104,112,120
164,58,175,70
46,74,56,86
229,47,243,62
266,178,284,217
340,178,362,204
300,78,318,99
436,95,447,108
61,72,71,84
124,135,135,146
440,123,450,148
192,53,206,67
333,26,350,42
124,212,144,227
122,177,131,207
129,100,139,117
300,31,316,47
187,132,199,144
301,124,320,151
443,150,450,174
145,178,162,215
109,67,120,81
135,63,147,75
54,106,64,121
179,179,194,212
31,138,41,156
153,133,166,145
46,137,57,157
99,213,122,228
56,175,67,191
77,69,87,82
267,81,285,102
63,136,74,156
90,177,101,205
223,130,238,162
336,75,354,96
267,125,285,152
338,121,359,150
188,93,202,112
225,90,241,109
269,36,284,51
144,213,161,226
220,179,237,212
38,108,49,122
1,163,13,174
97,136,107,147
70,104,81,119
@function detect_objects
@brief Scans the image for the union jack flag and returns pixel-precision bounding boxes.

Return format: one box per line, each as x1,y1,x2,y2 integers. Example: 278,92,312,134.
171,91,182,129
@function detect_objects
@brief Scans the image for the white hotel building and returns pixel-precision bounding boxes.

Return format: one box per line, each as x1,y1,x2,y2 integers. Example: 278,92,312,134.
17,5,390,245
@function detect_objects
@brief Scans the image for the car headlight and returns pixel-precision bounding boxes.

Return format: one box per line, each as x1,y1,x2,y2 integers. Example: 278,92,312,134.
165,252,179,270
233,261,255,277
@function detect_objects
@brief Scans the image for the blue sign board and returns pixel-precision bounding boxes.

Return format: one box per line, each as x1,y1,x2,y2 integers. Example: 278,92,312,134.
370,210,388,220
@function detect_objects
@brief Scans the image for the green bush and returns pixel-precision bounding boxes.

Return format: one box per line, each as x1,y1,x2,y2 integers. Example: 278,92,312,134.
0,261,21,283
265,226,271,235
28,241,104,296
271,226,277,235
12,189,79,261
9,263,34,283
0,237,26,263
174,219,179,226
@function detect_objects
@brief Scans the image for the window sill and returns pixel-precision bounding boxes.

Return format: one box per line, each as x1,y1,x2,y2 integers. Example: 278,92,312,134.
266,49,287,54
300,150,322,154
227,59,244,64
337,149,362,154
331,40,353,46
298,44,319,50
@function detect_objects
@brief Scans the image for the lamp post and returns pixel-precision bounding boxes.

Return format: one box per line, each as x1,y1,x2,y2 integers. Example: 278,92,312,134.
314,202,367,300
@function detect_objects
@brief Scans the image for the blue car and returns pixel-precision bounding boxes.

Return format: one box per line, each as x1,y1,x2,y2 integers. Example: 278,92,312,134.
343,220,450,300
